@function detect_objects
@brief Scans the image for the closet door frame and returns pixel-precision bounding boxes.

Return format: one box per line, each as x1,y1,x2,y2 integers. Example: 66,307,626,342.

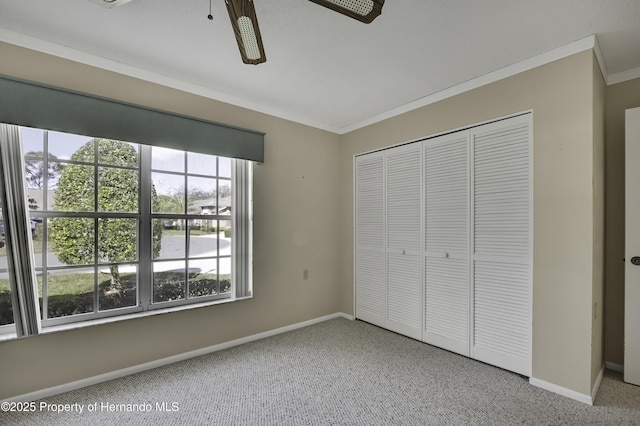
353,111,532,377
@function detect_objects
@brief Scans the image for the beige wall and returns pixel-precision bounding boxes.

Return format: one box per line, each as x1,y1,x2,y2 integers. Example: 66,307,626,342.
604,76,640,365
339,51,600,396
0,40,620,401
0,42,342,400
591,56,606,387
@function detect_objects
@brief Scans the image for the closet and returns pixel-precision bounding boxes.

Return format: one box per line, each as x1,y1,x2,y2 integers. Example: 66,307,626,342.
354,113,531,376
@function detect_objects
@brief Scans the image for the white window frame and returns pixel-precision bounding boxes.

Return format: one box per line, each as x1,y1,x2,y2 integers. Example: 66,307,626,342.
0,124,253,337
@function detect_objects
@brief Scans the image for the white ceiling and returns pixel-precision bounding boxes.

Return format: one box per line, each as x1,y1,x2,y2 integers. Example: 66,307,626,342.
0,0,639,133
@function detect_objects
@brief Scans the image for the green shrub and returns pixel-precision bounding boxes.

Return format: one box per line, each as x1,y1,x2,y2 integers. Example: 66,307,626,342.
0,291,14,325
0,272,231,325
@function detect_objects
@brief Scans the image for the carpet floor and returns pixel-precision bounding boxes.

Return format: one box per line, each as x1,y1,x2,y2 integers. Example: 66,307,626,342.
1,318,639,425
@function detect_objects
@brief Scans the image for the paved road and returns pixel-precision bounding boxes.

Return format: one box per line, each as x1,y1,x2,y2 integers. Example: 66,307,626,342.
157,235,230,259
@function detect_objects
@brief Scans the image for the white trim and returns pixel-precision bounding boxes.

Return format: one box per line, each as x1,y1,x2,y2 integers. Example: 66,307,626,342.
592,36,608,85
4,312,353,402
0,29,342,135
340,36,597,134
608,66,640,86
592,364,605,403
606,361,624,373
353,155,357,319
529,377,593,405
527,112,534,378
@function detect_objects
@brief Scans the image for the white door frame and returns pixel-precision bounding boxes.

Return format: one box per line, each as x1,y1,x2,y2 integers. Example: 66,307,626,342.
625,106,640,386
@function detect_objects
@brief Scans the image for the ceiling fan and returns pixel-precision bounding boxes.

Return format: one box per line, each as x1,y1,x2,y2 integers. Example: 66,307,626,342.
88,0,385,65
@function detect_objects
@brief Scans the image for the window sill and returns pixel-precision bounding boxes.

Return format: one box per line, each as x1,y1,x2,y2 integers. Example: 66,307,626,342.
0,295,252,341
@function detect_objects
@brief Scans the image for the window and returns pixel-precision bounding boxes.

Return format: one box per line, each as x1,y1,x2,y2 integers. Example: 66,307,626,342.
0,124,253,335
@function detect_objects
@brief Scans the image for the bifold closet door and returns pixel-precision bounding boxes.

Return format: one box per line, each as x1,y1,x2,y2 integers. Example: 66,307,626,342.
354,152,386,328
471,115,532,376
385,143,423,340
423,132,470,356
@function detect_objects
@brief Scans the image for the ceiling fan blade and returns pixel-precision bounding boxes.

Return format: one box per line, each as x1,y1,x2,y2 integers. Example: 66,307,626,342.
225,0,267,65
308,0,385,24
87,0,134,9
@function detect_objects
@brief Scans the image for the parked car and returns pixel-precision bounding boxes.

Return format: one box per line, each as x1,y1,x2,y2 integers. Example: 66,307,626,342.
163,220,178,229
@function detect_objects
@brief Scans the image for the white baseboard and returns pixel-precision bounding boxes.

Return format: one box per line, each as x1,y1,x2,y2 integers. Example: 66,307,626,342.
5,312,352,402
529,377,594,405
605,361,624,373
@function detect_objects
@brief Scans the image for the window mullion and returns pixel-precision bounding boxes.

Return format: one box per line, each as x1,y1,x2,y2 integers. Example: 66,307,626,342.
138,145,152,309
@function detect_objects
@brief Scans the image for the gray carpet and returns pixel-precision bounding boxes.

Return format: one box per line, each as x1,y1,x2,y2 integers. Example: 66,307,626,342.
1,318,639,425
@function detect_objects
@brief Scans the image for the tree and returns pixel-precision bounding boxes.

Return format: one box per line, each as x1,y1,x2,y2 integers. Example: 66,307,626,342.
27,197,38,210
49,139,162,294
24,151,64,189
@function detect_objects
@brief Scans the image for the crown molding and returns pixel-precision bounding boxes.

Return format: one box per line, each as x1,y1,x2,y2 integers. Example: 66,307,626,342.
608,66,640,86
339,35,599,134
2,29,636,135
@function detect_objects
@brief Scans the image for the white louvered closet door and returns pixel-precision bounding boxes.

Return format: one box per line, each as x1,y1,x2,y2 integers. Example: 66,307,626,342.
355,153,386,328
423,132,470,356
385,143,423,340
471,115,532,376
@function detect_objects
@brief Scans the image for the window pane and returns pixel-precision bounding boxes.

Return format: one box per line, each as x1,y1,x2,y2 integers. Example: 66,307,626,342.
152,147,184,173
24,163,44,214
30,219,44,268
98,167,139,213
153,261,186,303
218,179,232,216
188,259,218,299
24,153,65,197
0,269,13,327
99,264,137,311
187,152,216,176
220,219,232,249
98,141,139,167
187,176,216,215
98,218,137,263
219,265,232,294
52,164,95,212
154,219,185,259
188,219,219,258
48,131,95,162
219,219,232,291
48,217,95,266
219,157,232,178
152,172,185,214
45,269,94,318
21,127,44,155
